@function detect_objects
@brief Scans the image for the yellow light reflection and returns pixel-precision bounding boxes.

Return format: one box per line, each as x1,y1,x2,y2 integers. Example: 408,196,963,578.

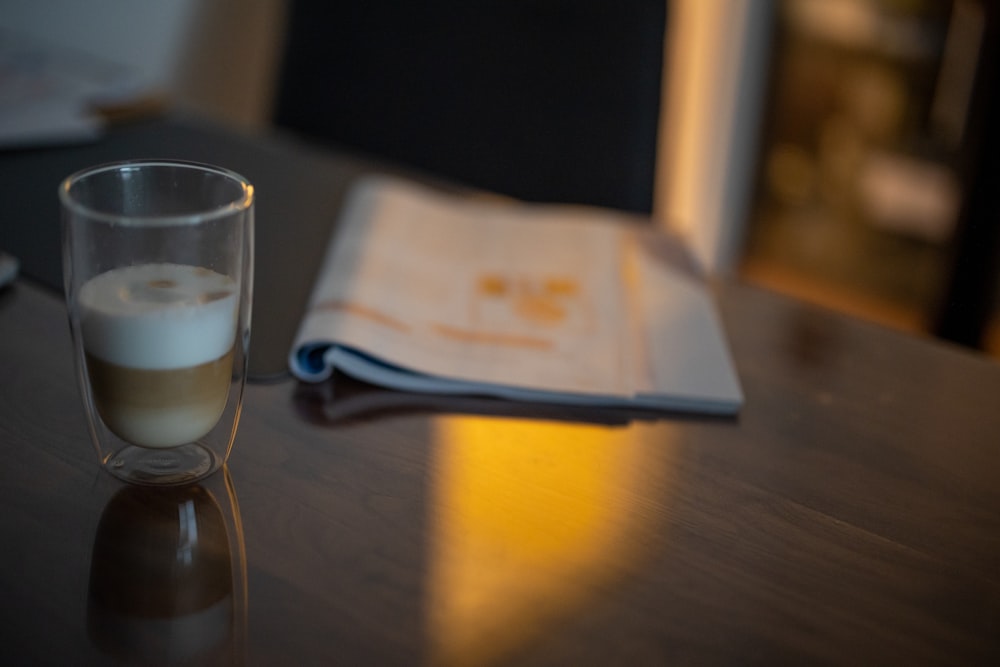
427,416,675,666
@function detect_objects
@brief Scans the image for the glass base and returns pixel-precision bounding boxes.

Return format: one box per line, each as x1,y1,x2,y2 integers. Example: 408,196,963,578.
105,443,219,486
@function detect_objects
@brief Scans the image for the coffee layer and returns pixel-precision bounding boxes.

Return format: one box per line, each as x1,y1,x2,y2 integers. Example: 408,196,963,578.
87,349,233,448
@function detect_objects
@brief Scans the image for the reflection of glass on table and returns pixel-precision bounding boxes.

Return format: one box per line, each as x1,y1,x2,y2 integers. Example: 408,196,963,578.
87,469,247,665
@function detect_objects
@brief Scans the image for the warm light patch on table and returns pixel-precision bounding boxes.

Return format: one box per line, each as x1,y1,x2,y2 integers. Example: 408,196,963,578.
426,417,675,666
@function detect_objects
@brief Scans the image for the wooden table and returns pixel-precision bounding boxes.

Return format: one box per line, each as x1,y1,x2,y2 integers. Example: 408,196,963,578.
1,118,999,665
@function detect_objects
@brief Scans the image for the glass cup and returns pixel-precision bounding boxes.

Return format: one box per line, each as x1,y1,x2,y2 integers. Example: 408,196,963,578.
61,160,254,486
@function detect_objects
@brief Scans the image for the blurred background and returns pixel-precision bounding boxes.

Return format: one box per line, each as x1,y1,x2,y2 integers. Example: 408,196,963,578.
742,0,1000,358
2,0,998,358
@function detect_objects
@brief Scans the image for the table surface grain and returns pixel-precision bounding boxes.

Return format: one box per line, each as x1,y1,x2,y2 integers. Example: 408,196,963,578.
1,118,999,666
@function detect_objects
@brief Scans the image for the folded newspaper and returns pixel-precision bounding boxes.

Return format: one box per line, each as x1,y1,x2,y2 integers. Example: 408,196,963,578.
289,177,743,415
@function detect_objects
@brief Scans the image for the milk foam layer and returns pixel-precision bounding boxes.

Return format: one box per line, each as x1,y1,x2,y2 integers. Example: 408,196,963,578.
79,264,238,370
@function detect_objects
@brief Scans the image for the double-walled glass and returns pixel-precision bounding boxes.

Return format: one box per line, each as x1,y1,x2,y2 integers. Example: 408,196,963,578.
61,160,254,486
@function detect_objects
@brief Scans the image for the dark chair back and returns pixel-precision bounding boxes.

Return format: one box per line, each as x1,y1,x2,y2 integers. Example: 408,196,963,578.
273,0,667,213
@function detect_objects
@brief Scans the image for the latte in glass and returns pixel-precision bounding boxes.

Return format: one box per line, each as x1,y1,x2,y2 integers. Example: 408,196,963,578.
79,263,238,449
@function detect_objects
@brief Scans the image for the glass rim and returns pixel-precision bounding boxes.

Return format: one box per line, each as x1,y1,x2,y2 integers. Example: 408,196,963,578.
58,159,254,226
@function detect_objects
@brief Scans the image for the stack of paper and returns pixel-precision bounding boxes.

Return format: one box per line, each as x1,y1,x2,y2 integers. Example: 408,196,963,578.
0,30,155,149
290,177,743,415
